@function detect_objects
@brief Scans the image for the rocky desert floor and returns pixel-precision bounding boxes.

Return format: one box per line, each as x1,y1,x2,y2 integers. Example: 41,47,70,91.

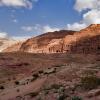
0,52,100,100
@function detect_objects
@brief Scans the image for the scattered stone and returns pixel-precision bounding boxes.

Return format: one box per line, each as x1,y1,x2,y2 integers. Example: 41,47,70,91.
86,89,100,98
43,68,56,74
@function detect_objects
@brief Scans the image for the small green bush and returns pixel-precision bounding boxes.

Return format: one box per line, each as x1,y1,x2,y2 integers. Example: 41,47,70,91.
57,93,66,100
81,75,100,90
51,84,62,89
72,96,82,100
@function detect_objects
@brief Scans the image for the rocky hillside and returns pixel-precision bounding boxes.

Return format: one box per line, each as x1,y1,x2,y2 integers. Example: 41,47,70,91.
49,24,100,54
0,53,100,100
3,42,23,52
0,38,17,52
19,30,75,53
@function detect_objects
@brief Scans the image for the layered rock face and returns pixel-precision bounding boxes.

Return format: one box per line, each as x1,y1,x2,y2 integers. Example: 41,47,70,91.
20,30,75,53
63,35,100,54
49,24,100,54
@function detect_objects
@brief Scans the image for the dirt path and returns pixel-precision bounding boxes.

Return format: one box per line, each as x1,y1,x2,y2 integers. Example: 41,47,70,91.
0,77,46,100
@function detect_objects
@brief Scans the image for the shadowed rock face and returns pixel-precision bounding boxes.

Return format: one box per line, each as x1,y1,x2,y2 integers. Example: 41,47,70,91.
64,35,100,54
49,24,100,54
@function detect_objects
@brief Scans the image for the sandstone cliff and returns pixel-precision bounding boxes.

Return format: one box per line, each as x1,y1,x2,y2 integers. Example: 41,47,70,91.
63,24,100,53
50,24,100,54
19,30,75,53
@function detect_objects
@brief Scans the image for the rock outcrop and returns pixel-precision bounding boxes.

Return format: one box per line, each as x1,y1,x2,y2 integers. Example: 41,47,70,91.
0,38,17,52
3,42,23,52
20,30,75,53
49,24,100,54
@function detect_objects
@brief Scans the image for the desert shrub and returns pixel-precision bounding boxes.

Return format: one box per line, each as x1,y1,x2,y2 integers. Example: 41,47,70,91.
0,86,4,90
15,81,20,85
82,70,96,77
44,90,49,95
31,78,35,82
43,68,56,75
58,87,65,93
8,78,11,81
54,65,64,68
51,84,62,89
72,96,82,100
28,92,38,98
81,75,100,90
17,89,20,92
39,70,43,74
57,93,66,100
36,96,42,100
43,85,51,91
32,73,39,79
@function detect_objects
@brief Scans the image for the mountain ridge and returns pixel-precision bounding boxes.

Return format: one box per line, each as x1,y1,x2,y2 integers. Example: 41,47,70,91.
3,24,100,54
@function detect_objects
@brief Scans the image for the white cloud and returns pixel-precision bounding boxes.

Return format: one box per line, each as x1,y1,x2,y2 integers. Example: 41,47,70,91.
0,32,8,38
0,0,38,9
0,31,30,41
83,9,100,24
74,0,100,12
12,36,31,41
42,25,60,33
66,23,86,31
66,0,100,31
12,19,18,23
21,26,34,32
21,24,60,34
35,25,60,34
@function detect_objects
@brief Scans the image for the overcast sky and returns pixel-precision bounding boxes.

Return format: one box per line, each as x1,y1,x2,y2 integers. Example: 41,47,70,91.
0,0,100,40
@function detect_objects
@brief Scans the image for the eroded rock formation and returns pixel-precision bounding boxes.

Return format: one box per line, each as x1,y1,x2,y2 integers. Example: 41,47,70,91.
49,24,100,54
19,30,75,53
3,42,23,52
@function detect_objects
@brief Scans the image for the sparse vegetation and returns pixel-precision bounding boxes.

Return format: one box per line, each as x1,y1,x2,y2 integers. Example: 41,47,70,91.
71,96,82,100
51,84,62,89
0,86,4,90
28,92,38,98
43,68,56,75
15,81,20,85
0,53,100,100
57,93,66,100
32,73,39,80
39,70,43,74
16,89,20,92
81,75,100,90
54,65,64,68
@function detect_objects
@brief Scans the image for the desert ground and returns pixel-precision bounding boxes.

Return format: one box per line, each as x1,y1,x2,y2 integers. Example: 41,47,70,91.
0,52,100,100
